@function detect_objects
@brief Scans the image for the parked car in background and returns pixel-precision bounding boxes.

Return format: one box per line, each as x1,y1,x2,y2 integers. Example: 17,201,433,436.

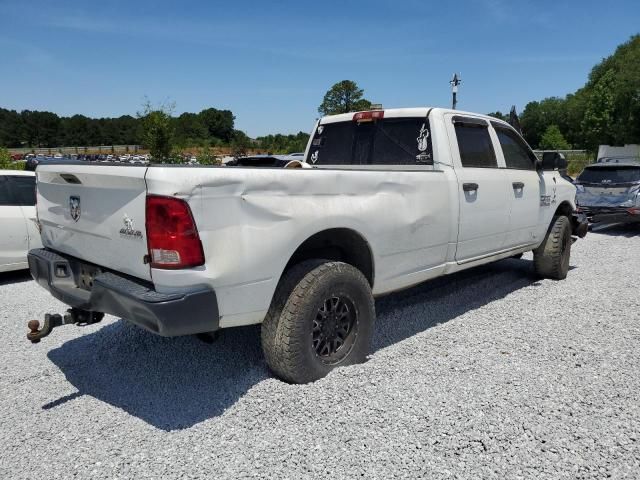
0,171,42,272
575,160,640,224
25,155,44,171
225,154,309,168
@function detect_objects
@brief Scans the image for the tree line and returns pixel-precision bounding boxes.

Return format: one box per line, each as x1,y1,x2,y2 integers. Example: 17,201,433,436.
0,106,237,149
491,34,640,151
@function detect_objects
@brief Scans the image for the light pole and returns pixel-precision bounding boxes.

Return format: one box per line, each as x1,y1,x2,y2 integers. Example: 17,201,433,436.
450,73,462,110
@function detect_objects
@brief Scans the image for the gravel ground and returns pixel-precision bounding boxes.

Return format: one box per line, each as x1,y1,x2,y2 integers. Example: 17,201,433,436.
1,224,639,479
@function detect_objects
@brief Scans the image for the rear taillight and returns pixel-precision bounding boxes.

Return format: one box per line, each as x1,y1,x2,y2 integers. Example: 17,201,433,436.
145,195,204,269
627,207,640,216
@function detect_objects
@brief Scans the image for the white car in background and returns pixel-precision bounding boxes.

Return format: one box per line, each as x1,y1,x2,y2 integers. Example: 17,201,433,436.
0,170,42,272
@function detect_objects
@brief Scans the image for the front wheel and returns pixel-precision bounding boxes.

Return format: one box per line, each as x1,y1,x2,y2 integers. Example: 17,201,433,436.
533,215,572,280
261,260,375,384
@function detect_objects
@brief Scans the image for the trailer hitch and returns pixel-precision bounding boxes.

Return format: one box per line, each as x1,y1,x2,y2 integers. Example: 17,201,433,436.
27,309,105,343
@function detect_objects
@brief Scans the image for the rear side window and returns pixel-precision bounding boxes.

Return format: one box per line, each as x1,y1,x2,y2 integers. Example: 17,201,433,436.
9,176,37,205
307,117,433,166
454,123,497,168
0,176,36,206
307,122,354,165
494,127,536,170
577,167,640,184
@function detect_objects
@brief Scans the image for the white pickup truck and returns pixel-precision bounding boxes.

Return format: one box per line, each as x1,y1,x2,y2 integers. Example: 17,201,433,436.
27,107,588,383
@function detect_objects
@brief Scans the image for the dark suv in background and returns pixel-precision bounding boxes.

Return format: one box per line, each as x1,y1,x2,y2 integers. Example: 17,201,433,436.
575,157,640,224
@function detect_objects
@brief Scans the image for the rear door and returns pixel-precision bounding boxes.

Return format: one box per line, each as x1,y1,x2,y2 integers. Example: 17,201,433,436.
447,115,511,262
36,165,152,281
0,175,29,270
492,124,543,248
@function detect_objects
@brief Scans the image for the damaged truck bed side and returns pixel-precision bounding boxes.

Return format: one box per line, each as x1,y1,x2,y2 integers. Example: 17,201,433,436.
28,107,587,383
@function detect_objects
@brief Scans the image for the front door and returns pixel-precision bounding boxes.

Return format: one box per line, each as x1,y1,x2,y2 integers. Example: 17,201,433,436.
492,124,543,248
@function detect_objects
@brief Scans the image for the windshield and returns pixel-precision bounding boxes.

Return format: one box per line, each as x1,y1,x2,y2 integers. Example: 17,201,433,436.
577,166,640,184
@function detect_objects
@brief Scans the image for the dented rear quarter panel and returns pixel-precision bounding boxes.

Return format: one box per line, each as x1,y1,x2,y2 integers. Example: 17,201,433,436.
145,166,456,327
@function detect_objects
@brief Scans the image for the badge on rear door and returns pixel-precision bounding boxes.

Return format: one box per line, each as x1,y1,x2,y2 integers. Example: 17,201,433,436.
69,196,81,222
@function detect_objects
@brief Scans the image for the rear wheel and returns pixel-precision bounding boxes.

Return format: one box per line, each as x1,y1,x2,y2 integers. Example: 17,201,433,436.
261,260,375,384
534,215,572,280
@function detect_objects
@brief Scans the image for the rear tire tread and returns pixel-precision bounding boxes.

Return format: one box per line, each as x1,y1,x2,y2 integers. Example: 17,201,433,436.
261,260,374,384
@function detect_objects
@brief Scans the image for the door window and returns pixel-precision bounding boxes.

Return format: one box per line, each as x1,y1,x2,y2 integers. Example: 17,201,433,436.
454,123,497,168
494,126,537,170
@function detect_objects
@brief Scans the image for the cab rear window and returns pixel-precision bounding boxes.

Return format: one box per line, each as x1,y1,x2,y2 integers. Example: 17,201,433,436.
307,117,433,166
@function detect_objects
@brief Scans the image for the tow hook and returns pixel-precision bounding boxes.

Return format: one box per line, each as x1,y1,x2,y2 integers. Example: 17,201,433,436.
27,309,105,343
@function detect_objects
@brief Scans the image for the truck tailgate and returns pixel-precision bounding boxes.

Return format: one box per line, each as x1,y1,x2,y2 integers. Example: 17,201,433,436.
36,165,151,281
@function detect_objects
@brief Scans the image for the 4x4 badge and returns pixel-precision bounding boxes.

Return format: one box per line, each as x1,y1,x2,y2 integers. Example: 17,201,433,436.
119,214,143,239
69,196,81,222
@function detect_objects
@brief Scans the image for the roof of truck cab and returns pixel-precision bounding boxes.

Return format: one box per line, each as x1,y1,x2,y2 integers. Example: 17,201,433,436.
319,107,509,127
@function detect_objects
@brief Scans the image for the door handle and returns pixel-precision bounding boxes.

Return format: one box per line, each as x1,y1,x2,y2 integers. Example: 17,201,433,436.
512,182,525,189
462,182,479,192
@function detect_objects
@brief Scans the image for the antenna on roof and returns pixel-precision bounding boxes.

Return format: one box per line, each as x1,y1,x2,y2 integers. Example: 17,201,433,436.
450,73,462,110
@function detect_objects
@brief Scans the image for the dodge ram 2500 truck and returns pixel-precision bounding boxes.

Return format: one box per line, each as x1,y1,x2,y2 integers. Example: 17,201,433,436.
27,107,588,383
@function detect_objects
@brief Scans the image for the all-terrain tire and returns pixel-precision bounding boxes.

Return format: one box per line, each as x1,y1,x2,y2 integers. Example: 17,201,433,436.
261,260,375,384
533,215,572,280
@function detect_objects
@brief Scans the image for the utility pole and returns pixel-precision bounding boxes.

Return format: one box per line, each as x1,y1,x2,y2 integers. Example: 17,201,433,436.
450,73,462,110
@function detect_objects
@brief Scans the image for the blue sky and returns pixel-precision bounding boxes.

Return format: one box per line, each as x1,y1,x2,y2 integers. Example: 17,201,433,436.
0,0,638,137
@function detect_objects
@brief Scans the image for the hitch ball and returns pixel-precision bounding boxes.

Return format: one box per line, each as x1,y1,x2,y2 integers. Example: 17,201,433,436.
27,320,42,343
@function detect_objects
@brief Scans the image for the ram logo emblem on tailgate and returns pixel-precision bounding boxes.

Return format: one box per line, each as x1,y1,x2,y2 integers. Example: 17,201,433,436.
69,196,81,222
120,214,143,239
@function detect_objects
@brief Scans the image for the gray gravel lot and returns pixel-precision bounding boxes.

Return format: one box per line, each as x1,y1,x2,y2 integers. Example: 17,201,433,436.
1,224,639,479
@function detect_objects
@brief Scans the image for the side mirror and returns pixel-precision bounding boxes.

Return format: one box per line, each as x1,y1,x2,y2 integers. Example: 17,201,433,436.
535,158,543,172
542,152,568,171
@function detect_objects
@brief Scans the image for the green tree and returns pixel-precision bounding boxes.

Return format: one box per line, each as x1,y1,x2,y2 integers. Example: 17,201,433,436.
21,110,61,147
318,80,372,115
138,100,175,162
487,111,508,121
198,143,221,165
0,108,23,147
174,112,207,147
230,130,251,157
579,35,640,148
256,131,309,154
539,124,571,150
519,97,568,149
198,108,235,143
0,147,11,169
581,69,617,150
